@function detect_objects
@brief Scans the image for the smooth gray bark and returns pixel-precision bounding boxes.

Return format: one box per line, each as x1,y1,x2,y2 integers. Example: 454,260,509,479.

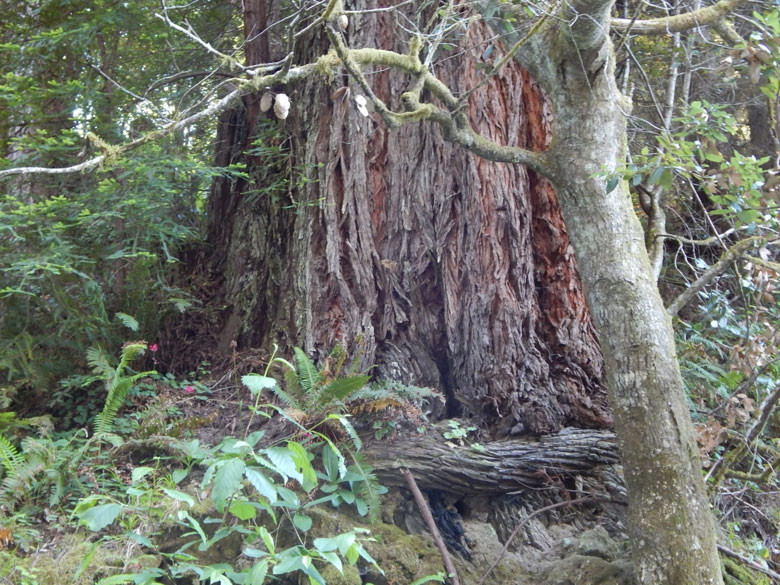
474,3,724,583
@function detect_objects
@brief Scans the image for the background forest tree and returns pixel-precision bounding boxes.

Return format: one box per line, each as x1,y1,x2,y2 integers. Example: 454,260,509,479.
1,0,780,584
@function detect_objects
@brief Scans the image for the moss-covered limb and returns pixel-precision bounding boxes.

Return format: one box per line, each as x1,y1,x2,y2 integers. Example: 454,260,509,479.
325,25,406,128
719,547,775,584
341,48,553,174
666,236,766,317
0,59,322,178
745,252,780,274
611,0,747,35
714,19,745,45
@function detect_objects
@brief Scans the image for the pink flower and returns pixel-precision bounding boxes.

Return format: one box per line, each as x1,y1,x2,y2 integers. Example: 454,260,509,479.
149,344,159,352
184,385,195,394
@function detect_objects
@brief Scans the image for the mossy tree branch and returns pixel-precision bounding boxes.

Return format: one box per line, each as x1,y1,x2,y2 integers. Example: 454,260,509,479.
611,0,747,35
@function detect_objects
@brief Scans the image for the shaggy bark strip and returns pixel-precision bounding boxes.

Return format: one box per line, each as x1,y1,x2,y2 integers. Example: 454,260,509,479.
206,6,609,434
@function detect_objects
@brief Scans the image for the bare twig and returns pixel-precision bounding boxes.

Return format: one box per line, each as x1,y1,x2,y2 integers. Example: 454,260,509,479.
456,8,554,109
667,236,765,317
156,0,244,70
401,468,461,585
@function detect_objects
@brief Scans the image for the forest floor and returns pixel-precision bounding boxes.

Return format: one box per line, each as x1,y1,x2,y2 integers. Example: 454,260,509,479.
1,360,778,585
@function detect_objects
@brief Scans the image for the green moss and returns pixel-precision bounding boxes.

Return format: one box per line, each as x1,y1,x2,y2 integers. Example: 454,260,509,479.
722,557,770,585
320,562,362,585
0,533,124,585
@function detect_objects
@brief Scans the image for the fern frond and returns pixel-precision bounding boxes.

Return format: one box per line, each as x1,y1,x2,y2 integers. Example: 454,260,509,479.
0,435,24,478
293,347,320,393
86,346,114,380
316,375,370,410
117,342,147,372
269,384,305,412
323,344,347,380
326,414,362,451
95,370,154,435
348,453,385,523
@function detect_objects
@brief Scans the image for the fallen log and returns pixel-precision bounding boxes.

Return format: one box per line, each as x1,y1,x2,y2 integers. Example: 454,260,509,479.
364,427,620,496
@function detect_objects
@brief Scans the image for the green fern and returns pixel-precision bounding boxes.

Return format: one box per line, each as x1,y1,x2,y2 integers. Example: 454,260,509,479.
0,433,94,512
293,347,321,393
266,347,370,419
93,342,155,435
346,452,386,523
0,434,23,480
316,375,371,410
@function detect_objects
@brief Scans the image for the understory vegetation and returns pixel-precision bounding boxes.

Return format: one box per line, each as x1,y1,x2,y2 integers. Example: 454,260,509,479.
2,0,780,583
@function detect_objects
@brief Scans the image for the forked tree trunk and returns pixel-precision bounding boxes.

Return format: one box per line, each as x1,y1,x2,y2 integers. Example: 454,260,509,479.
207,1,610,435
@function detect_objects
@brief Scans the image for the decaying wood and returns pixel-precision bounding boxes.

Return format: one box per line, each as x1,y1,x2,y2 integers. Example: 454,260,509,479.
365,428,619,496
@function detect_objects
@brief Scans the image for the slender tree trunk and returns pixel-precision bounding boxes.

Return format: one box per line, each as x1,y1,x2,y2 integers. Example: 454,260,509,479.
485,2,724,581
207,3,610,434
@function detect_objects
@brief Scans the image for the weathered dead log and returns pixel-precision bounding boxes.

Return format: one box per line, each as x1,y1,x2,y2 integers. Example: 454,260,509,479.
365,427,619,496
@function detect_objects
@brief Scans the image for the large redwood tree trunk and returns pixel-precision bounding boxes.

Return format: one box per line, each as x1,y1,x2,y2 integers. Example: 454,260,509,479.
206,2,610,435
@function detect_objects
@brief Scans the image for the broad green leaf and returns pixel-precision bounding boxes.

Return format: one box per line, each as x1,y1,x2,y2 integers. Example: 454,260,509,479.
273,554,305,575
302,561,326,585
212,458,246,512
319,551,342,573
162,488,195,507
79,503,122,531
275,485,300,508
257,526,275,555
131,466,155,484
605,175,619,194
287,441,317,491
313,535,339,552
293,513,312,532
657,168,674,190
322,443,342,482
266,447,302,482
648,166,666,186
229,499,257,520
242,374,277,395
245,467,277,503
172,468,188,484
346,544,359,565
335,532,356,556
247,560,269,585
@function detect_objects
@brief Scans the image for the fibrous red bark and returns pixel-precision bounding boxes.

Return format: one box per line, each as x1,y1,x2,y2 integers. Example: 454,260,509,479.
206,2,610,435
